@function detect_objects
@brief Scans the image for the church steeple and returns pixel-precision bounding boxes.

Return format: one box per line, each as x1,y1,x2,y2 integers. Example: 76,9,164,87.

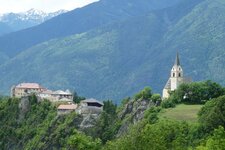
162,52,192,99
174,52,180,66
171,53,183,78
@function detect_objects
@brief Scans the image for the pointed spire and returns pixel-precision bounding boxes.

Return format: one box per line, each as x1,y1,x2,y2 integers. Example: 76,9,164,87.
174,52,180,66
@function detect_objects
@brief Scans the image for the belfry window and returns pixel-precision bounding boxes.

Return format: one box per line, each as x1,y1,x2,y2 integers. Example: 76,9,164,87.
179,73,181,77
173,73,175,77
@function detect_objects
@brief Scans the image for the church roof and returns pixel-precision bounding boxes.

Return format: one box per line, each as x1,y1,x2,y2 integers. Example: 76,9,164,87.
164,79,171,89
174,52,180,66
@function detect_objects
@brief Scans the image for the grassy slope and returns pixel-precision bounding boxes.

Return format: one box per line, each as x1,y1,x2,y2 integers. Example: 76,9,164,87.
159,104,203,122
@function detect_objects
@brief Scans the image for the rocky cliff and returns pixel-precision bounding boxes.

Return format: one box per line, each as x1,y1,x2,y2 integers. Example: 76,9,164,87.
116,98,155,137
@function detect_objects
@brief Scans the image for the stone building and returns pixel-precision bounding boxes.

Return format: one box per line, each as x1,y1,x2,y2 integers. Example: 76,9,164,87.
76,98,104,115
162,53,191,99
38,90,73,102
57,103,78,115
11,83,46,98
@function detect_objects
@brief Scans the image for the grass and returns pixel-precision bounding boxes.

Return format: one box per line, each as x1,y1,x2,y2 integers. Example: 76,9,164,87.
159,104,203,123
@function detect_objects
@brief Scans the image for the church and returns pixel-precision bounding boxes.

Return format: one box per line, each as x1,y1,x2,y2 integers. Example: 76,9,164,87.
162,53,191,99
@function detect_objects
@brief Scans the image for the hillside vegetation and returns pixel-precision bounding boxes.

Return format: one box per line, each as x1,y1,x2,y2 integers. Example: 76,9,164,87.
159,104,203,122
0,0,181,57
0,23,12,36
0,0,225,102
1,81,225,149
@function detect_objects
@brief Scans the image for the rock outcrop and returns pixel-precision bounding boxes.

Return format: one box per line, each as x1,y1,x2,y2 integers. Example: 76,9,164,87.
18,97,30,122
117,98,155,137
79,114,100,129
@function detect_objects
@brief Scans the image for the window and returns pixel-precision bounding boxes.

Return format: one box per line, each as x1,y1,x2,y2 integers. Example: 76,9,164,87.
173,73,175,77
179,73,181,77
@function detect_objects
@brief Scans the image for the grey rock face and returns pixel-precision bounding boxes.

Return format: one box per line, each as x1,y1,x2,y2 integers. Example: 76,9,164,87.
79,114,100,129
18,97,30,122
117,98,154,136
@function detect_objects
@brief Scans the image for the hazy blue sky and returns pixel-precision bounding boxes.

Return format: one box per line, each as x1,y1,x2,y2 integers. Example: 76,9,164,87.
0,0,98,13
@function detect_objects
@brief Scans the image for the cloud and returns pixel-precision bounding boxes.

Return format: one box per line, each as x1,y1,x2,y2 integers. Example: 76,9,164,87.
0,0,98,13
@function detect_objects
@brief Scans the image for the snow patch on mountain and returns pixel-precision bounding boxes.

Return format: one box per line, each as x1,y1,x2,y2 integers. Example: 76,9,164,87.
0,9,67,22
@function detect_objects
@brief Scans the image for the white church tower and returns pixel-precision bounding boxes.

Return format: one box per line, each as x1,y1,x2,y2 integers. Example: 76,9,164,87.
162,53,189,99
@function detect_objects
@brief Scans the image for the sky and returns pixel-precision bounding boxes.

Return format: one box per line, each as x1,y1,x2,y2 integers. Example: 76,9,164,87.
0,0,99,13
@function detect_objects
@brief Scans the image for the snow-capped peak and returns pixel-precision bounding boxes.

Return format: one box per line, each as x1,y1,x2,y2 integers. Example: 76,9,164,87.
0,9,67,22
24,8,46,16
0,9,68,31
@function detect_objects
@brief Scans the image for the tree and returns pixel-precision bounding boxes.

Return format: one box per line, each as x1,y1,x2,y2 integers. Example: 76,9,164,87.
196,126,225,150
103,100,117,116
91,100,120,143
161,99,176,108
103,120,191,150
134,87,152,101
169,81,225,104
198,95,225,131
151,94,162,104
67,130,101,150
28,94,38,104
144,107,161,124
72,91,85,104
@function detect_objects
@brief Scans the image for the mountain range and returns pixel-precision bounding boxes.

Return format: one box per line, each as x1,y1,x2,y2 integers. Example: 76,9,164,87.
0,9,67,36
0,0,224,102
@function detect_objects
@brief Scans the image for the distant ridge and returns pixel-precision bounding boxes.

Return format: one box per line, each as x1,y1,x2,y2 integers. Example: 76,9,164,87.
0,0,181,57
0,9,67,35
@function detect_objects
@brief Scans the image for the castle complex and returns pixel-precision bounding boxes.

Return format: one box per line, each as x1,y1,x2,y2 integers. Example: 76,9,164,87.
11,83,73,102
162,53,191,99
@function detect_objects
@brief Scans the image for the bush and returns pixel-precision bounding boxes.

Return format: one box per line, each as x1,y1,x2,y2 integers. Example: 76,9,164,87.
168,80,225,104
198,95,225,131
134,87,152,101
103,120,191,150
161,99,176,108
196,126,225,150
144,107,161,124
151,94,162,103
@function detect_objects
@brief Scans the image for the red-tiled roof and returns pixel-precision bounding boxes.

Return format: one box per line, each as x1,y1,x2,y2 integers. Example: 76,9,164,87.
15,83,45,89
57,104,77,110
39,90,53,94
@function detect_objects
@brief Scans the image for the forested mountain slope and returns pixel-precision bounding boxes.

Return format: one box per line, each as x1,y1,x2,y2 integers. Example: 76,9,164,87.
2,0,224,102
0,0,182,57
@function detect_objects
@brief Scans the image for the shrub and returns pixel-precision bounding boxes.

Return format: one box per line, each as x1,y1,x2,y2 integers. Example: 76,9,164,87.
134,87,152,101
198,95,225,131
161,99,176,108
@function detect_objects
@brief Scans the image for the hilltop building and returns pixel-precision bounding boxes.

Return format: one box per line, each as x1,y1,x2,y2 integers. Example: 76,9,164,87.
57,103,78,115
162,53,191,99
76,98,104,115
11,83,46,98
57,98,104,115
38,90,73,102
11,82,73,102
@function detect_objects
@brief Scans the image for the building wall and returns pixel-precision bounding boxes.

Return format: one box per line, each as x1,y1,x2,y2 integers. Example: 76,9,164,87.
57,109,74,115
12,88,44,98
77,106,103,115
162,88,170,99
170,77,184,91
